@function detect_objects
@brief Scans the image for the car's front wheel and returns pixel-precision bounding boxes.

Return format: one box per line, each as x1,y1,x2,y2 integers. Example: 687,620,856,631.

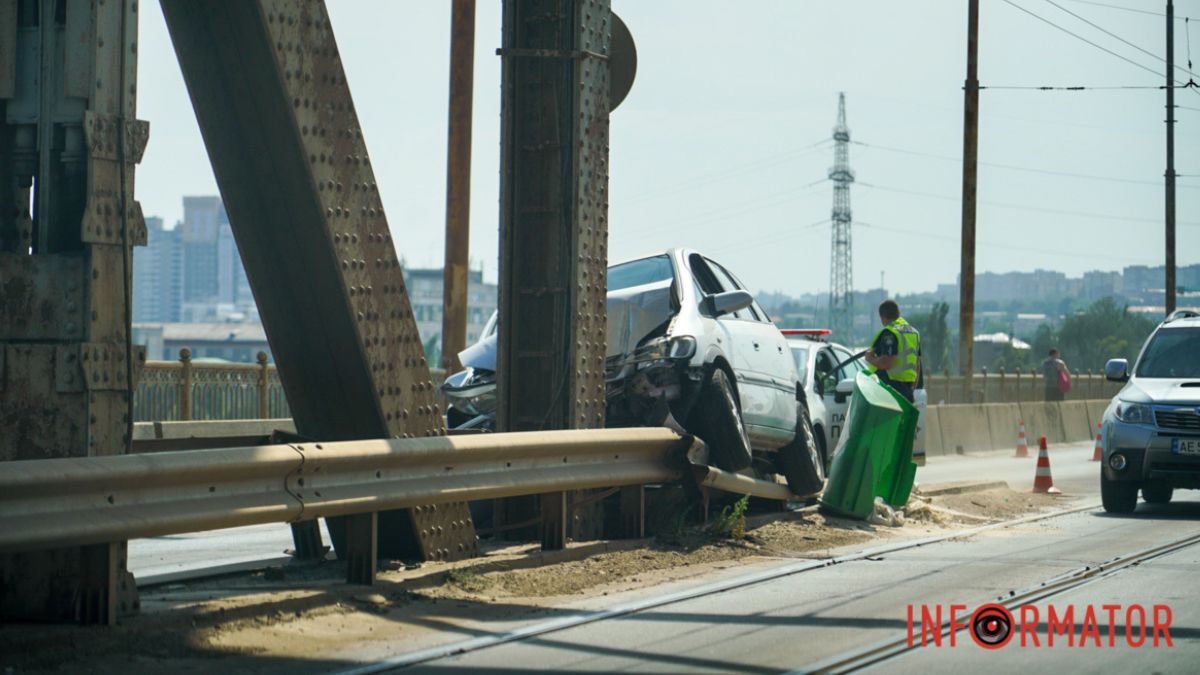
690,368,754,471
776,406,825,498
1101,471,1139,514
1141,481,1174,504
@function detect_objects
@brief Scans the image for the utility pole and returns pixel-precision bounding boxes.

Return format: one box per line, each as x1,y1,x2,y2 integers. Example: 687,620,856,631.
1165,0,1177,315
442,0,476,372
959,0,980,385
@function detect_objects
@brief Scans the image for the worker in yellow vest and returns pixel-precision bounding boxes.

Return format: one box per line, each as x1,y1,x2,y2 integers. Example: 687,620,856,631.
864,299,921,403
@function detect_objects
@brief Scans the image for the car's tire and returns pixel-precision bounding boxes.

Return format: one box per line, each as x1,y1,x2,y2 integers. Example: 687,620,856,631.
1141,481,1174,504
691,368,754,471
776,406,825,498
1101,472,1139,514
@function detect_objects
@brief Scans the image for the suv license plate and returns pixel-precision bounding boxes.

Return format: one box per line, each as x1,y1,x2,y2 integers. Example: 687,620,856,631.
1171,438,1200,455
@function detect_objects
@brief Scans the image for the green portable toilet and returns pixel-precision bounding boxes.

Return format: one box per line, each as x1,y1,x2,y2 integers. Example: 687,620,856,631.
820,372,919,519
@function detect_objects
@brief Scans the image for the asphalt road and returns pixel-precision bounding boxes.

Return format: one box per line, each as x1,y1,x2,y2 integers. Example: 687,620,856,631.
125,441,1102,583
404,487,1199,673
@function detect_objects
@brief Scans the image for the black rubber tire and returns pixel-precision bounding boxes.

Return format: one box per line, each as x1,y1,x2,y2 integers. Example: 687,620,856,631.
691,368,754,471
776,406,825,498
1141,481,1174,504
1101,472,1139,514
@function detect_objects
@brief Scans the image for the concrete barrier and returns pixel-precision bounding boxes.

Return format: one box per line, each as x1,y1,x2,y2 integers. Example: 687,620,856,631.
1017,401,1067,445
936,404,993,454
984,403,1023,452
924,405,946,457
1059,401,1093,442
1086,399,1110,430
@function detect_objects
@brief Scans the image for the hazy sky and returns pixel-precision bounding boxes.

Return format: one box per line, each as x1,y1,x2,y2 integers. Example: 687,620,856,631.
135,0,1199,297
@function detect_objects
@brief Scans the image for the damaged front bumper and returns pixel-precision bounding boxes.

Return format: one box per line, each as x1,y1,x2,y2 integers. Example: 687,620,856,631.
604,335,705,427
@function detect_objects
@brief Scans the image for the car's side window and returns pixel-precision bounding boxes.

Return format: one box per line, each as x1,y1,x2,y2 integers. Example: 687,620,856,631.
705,259,751,320
814,348,837,395
688,254,725,297
833,346,862,381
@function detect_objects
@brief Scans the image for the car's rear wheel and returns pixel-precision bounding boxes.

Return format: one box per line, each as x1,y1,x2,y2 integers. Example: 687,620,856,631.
691,368,753,471
1141,481,1174,504
776,406,825,497
1101,472,1138,514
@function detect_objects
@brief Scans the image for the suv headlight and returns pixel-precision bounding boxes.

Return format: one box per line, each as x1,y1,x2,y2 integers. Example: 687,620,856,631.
1114,400,1154,425
667,335,697,360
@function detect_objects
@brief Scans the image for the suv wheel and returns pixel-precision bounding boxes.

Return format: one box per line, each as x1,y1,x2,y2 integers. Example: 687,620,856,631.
776,406,825,497
1100,471,1138,514
691,368,753,471
1141,481,1174,504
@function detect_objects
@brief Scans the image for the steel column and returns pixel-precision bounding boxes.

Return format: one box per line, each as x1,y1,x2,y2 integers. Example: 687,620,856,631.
159,0,476,568
0,0,146,623
497,0,611,549
441,0,475,373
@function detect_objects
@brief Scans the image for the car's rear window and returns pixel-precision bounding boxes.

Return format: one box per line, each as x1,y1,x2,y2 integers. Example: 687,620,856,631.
607,255,673,292
1135,327,1200,378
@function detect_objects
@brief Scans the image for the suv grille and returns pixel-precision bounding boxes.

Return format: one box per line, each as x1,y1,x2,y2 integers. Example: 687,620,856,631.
1155,408,1200,432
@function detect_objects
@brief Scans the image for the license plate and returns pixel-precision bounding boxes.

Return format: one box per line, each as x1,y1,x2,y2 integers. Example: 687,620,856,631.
1171,438,1200,455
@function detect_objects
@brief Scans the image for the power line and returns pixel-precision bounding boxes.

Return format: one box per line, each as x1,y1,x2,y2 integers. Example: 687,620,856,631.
1000,0,1184,84
856,180,1200,227
851,139,1200,189
1058,0,1186,20
1042,0,1194,77
981,83,1196,90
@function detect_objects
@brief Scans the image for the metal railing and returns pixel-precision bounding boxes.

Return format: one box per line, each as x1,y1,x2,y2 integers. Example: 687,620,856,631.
134,349,446,422
923,370,1122,405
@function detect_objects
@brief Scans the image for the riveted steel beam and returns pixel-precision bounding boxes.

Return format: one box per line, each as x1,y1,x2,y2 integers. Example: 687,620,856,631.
0,0,146,624
159,0,476,569
497,0,612,549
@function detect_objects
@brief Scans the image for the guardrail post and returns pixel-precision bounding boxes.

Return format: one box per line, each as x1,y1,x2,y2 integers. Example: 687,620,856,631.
617,486,646,538
540,493,568,551
343,513,378,585
256,351,270,419
179,348,193,421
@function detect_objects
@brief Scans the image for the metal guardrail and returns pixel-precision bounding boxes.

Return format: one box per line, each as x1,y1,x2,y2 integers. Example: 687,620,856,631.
133,350,447,422
0,428,691,554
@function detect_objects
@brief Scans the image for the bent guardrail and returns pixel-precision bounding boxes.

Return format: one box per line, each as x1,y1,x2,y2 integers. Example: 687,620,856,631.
0,428,692,554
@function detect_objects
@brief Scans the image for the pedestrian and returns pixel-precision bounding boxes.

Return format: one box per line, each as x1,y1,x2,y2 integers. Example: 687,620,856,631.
1042,348,1070,401
865,299,922,403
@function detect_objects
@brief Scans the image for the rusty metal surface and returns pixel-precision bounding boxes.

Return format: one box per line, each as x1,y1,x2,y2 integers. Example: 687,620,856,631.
0,0,145,623
0,428,691,553
441,0,475,374
159,0,472,562
497,0,613,548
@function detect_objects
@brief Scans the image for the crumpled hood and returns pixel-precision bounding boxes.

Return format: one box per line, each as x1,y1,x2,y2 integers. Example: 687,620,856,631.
606,280,674,358
458,333,497,372
1120,377,1200,405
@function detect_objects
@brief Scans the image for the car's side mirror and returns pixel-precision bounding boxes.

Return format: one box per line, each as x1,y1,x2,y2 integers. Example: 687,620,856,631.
704,290,754,317
833,377,855,403
1105,358,1130,383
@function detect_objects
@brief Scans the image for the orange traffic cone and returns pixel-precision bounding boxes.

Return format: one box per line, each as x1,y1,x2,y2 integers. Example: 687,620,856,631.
1014,420,1030,458
1091,423,1103,462
1032,436,1061,494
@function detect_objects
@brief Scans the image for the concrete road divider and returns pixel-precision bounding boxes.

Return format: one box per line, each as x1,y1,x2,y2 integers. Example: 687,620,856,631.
934,404,992,455
1058,401,1093,442
1018,401,1067,446
983,403,1022,452
1086,399,1110,430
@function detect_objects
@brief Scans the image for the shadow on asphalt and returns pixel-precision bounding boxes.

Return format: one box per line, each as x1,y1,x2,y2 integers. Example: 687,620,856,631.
1091,499,1200,520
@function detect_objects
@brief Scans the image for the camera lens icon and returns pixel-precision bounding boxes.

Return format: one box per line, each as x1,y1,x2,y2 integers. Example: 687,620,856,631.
970,604,1014,649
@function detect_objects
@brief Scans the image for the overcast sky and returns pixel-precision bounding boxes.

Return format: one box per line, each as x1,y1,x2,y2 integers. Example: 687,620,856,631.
135,0,1200,297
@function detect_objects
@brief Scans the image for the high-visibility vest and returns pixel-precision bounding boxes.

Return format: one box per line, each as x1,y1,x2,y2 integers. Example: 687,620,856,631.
867,317,920,383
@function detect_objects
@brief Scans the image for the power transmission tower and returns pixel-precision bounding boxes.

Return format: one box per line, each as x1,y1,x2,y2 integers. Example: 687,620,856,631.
828,93,855,340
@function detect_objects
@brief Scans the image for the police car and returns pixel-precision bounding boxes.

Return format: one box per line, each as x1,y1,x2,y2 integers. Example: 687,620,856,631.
783,329,868,472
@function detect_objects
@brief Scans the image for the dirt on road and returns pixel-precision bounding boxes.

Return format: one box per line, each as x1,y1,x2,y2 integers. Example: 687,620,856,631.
0,482,1073,674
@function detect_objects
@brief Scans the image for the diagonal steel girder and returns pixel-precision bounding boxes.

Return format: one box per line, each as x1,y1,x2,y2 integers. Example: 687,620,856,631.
159,0,476,568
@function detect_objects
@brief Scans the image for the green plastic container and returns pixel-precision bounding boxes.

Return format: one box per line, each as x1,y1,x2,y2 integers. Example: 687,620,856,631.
819,372,919,519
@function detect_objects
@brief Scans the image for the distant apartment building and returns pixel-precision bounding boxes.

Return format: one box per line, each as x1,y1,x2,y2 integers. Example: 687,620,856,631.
403,267,498,349
133,323,270,363
179,196,255,322
132,217,183,323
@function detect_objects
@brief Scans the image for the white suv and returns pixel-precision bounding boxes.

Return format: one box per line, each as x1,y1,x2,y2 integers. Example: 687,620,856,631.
1100,310,1200,513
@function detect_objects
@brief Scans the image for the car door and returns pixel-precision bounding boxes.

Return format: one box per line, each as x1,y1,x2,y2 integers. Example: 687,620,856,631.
823,344,866,443
706,259,795,447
